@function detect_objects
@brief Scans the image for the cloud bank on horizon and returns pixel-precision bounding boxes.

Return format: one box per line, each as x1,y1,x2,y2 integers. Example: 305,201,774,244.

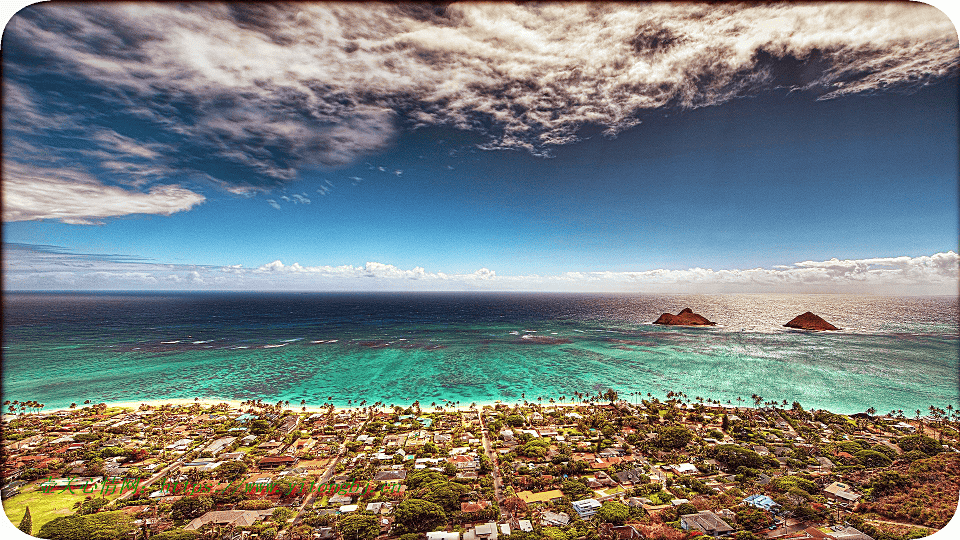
3,2,959,223
4,243,957,295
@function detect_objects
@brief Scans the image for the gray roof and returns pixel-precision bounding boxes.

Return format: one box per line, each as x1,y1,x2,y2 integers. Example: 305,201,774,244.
681,511,733,535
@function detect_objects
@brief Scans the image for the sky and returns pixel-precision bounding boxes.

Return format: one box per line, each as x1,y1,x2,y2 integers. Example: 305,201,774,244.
2,1,959,293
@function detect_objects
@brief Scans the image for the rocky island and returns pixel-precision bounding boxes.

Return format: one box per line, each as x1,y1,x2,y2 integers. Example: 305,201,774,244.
653,307,716,326
784,311,839,331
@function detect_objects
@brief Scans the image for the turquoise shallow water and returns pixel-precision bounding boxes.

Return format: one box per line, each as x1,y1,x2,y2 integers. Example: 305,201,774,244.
2,292,957,414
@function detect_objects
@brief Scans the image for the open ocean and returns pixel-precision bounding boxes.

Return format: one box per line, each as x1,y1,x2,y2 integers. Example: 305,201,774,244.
2,292,957,415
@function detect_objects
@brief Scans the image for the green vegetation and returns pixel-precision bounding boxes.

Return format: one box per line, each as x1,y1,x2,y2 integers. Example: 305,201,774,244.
338,512,380,540
37,510,132,540
393,499,446,533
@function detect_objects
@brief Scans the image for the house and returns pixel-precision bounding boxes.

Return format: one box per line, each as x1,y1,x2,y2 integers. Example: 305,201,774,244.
784,526,875,540
680,510,734,536
892,422,916,432
259,440,283,451
278,415,300,435
329,493,353,505
571,498,602,518
823,482,861,504
462,501,492,513
165,438,192,451
365,501,393,514
517,520,534,532
373,470,407,483
464,523,498,540
202,437,236,456
667,463,699,475
427,532,461,540
614,467,647,485
609,525,643,539
743,494,782,513
541,511,570,526
258,455,297,469
183,510,273,530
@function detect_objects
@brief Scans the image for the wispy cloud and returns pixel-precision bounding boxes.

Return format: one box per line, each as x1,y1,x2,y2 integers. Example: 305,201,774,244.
5,244,956,295
2,162,205,224
3,2,956,198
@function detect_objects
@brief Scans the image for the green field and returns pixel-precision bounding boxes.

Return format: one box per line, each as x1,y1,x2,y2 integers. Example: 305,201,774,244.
2,482,123,535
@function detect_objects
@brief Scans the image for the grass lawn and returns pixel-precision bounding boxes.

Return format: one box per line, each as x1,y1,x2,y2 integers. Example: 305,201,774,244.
602,486,624,495
2,482,123,533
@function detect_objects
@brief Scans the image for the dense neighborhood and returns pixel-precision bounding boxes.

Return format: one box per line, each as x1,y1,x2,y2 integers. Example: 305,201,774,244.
2,393,958,540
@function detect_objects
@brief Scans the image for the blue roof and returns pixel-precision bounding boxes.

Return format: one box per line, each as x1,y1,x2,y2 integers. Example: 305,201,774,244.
744,494,780,509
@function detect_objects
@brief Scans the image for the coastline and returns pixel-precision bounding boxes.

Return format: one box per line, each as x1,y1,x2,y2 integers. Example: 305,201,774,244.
11,395,809,421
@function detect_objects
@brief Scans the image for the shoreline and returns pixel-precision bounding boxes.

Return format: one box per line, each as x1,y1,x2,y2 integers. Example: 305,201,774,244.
4,395,860,421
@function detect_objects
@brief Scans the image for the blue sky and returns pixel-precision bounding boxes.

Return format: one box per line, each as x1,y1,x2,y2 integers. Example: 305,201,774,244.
2,2,958,293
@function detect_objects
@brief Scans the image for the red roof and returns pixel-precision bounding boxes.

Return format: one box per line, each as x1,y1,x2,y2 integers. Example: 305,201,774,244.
259,456,296,464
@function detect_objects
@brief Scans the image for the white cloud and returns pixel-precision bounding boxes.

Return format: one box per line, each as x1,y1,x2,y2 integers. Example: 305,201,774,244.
5,244,956,294
2,162,205,224
3,2,955,189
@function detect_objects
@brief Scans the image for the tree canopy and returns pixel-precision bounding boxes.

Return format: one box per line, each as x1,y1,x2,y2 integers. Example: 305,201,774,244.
338,513,380,540
656,426,693,449
394,499,447,533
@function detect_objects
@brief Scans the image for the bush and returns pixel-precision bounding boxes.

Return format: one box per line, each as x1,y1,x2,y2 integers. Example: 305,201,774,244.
855,449,893,468
597,501,631,524
171,496,213,520
675,503,698,515
898,435,941,456
153,531,201,540
237,499,275,510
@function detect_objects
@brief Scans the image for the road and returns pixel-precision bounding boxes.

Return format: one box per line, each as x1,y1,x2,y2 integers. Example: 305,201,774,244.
117,456,184,501
288,416,369,531
478,410,505,510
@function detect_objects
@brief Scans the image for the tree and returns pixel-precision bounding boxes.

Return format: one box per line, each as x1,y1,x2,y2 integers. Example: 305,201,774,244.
675,503,698,516
596,501,630,525
338,513,380,540
711,444,764,469
38,514,92,540
721,414,730,432
272,507,296,525
898,434,942,456
152,530,201,540
656,426,693,449
854,449,892,468
216,461,248,481
394,499,446,533
249,419,272,434
171,496,213,520
18,507,32,535
39,511,132,540
734,507,772,531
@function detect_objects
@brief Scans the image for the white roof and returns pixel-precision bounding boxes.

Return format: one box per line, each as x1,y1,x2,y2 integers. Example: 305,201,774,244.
427,532,461,540
339,505,359,513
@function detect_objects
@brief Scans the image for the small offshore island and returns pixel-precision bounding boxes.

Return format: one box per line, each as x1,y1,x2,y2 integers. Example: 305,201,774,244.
653,309,717,327
2,394,957,540
784,314,840,332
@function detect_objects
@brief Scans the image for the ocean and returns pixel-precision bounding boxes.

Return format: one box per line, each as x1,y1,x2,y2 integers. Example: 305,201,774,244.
2,292,957,415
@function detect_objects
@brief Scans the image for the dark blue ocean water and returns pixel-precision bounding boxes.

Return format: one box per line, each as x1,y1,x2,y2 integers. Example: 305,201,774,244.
2,292,957,414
